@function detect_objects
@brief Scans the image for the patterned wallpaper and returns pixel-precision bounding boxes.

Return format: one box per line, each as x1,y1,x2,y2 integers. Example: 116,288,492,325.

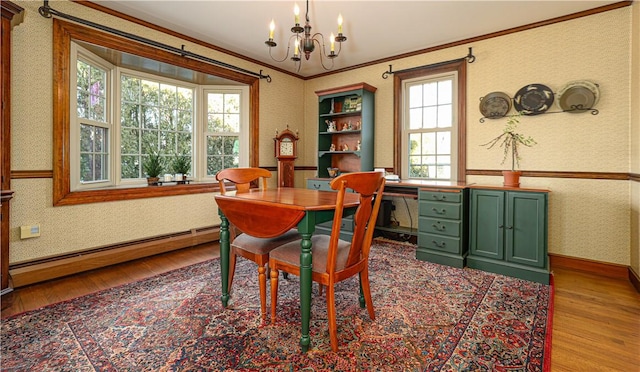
8,1,636,268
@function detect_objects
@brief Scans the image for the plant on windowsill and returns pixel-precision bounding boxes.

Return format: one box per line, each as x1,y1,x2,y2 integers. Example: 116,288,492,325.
171,153,191,182
143,152,163,186
481,112,537,187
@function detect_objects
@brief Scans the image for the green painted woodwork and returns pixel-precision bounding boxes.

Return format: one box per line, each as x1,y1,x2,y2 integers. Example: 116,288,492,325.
468,189,549,284
316,84,376,177
417,188,468,268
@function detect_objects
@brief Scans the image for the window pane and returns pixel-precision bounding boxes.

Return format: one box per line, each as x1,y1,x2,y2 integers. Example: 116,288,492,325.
177,88,192,111
79,124,109,182
159,84,176,107
409,85,422,108
409,108,422,130
424,132,436,154
177,110,192,131
121,155,140,178
208,114,224,132
121,76,140,102
423,106,437,129
225,114,240,132
437,104,452,128
438,80,452,104
141,80,159,105
121,128,139,154
208,93,223,113
159,109,175,131
142,106,159,129
437,131,451,154
207,156,223,176
121,103,139,128
423,82,437,106
225,94,240,113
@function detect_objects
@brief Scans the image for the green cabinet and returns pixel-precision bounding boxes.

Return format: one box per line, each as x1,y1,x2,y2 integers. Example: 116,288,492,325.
417,187,468,268
315,83,376,178
306,178,354,241
467,188,549,284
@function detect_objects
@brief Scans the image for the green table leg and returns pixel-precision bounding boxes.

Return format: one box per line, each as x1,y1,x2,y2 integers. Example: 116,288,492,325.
218,212,230,307
298,231,312,352
297,213,316,352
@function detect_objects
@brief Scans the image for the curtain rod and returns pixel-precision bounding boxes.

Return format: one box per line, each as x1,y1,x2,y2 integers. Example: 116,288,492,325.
381,47,476,79
38,1,272,83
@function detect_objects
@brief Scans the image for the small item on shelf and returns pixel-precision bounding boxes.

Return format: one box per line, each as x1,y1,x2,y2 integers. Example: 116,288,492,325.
327,167,340,178
329,144,336,152
354,121,360,130
326,119,336,132
163,174,172,182
342,122,349,131
342,144,349,151
356,140,361,151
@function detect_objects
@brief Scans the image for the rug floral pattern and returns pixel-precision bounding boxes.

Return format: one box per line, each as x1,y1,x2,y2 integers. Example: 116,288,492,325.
1,239,551,371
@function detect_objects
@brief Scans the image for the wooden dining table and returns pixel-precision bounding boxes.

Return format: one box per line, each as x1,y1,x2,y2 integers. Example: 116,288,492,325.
214,187,360,352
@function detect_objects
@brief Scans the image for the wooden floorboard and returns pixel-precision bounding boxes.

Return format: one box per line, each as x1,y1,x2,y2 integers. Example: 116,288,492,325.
1,242,639,370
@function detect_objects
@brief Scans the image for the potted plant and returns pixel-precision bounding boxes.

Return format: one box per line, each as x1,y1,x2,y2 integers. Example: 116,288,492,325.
143,152,163,186
481,112,537,187
171,153,191,181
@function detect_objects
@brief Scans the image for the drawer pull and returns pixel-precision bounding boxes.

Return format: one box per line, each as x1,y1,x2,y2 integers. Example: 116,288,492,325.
312,184,321,190
432,208,446,215
432,240,446,248
432,195,446,201
432,223,446,231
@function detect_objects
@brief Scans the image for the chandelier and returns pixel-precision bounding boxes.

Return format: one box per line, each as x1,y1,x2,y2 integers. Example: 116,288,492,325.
264,0,347,71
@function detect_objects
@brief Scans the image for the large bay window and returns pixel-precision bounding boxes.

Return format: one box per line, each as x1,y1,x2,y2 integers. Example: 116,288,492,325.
53,19,260,205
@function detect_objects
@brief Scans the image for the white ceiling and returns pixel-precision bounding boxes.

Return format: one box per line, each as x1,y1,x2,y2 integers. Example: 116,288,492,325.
92,0,621,78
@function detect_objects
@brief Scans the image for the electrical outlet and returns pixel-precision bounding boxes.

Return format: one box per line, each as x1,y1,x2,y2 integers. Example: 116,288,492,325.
20,224,41,239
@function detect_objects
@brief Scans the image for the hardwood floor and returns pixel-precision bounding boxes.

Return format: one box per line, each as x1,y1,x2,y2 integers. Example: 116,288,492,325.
2,243,639,371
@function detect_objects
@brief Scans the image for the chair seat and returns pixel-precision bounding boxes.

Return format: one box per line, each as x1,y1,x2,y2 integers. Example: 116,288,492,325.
270,234,351,273
232,230,300,255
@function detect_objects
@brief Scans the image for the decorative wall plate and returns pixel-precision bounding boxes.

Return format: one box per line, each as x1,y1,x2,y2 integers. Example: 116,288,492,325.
513,84,554,115
556,80,599,113
479,91,512,119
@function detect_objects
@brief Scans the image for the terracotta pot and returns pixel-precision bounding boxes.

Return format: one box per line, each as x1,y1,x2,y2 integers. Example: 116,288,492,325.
502,170,522,187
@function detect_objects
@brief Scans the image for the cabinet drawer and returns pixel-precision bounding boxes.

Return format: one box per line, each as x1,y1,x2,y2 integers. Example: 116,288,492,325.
418,232,461,254
318,216,353,232
419,190,461,203
419,217,461,238
307,179,332,191
419,201,461,219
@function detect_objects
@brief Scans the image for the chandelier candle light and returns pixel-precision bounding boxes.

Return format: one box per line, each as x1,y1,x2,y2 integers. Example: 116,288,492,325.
265,0,347,71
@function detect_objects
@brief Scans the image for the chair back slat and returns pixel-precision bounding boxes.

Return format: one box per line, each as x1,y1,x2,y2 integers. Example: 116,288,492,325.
216,167,271,194
328,172,386,272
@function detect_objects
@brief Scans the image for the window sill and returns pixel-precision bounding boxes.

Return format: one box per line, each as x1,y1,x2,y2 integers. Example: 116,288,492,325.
54,181,220,206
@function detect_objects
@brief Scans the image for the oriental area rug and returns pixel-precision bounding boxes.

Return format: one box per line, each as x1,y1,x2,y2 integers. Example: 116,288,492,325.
1,239,553,371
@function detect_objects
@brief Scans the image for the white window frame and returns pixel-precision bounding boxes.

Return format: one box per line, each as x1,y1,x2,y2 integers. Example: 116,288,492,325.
70,43,115,191
199,86,250,181
69,41,250,190
115,68,198,186
401,71,459,181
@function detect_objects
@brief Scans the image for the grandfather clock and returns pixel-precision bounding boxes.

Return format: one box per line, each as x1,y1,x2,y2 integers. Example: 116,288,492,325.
274,126,299,187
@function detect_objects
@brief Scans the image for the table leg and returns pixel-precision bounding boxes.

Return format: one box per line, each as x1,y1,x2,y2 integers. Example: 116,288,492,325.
298,231,313,352
218,212,230,307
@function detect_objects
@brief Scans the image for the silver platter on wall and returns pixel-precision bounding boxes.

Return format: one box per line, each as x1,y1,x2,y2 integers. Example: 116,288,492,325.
479,91,512,119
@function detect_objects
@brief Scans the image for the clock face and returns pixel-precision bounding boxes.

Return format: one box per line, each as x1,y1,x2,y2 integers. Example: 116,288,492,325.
280,141,294,156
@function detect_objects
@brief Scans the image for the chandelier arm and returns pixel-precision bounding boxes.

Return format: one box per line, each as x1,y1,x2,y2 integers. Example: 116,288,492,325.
267,34,300,63
312,38,335,71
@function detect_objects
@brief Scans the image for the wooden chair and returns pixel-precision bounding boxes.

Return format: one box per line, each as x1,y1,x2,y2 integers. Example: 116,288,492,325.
268,171,386,351
216,167,299,320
